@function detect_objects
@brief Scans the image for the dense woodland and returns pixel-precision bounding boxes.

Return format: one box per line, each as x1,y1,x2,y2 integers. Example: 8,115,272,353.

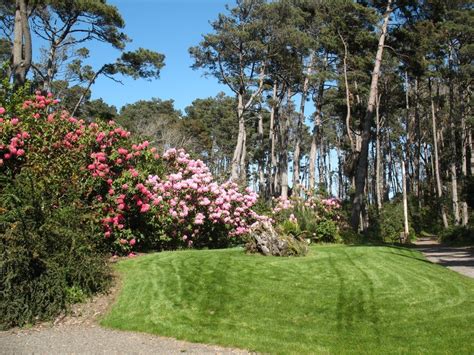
1,0,473,236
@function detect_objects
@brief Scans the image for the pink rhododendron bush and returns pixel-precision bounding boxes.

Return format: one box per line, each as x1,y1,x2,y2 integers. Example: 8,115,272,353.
144,148,266,249
0,93,264,255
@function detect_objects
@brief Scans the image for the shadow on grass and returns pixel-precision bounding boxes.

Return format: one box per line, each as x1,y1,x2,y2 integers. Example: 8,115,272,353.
327,249,382,345
347,243,433,264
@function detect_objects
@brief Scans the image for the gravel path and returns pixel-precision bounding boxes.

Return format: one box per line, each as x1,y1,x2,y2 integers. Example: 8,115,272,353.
0,273,250,355
0,325,249,354
414,238,474,279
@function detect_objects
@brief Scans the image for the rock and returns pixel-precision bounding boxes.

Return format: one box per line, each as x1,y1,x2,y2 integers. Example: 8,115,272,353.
245,221,308,257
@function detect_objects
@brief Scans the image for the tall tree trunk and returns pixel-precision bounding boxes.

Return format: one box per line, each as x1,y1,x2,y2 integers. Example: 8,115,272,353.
239,124,247,183
268,82,278,196
414,78,422,205
309,81,324,190
448,46,460,225
351,0,392,231
470,128,474,176
337,144,344,199
401,159,410,242
293,54,313,192
450,163,460,225
339,32,355,152
44,44,57,92
280,88,292,199
460,88,469,225
257,111,265,195
375,94,382,211
430,79,449,228
309,133,317,191
318,136,325,189
231,93,245,181
12,0,32,86
404,72,413,194
231,66,265,183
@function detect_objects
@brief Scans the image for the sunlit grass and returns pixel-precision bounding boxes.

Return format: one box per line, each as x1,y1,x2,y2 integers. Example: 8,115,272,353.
102,245,474,354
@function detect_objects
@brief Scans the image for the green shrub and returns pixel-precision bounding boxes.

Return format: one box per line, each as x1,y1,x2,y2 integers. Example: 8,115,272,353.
439,226,474,246
278,219,301,237
339,227,364,244
0,173,111,330
290,205,341,243
313,219,341,243
373,201,415,243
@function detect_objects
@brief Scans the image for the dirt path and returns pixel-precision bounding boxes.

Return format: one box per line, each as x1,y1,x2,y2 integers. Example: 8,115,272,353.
414,238,474,279
0,274,250,355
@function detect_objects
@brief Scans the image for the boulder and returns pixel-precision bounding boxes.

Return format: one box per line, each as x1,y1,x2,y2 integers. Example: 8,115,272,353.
245,221,308,257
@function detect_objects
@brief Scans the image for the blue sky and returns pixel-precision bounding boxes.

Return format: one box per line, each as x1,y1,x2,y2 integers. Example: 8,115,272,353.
86,0,234,113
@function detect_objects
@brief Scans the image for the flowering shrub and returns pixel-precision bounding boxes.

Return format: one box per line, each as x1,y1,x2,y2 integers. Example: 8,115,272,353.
1,92,265,254
0,89,265,328
144,148,266,248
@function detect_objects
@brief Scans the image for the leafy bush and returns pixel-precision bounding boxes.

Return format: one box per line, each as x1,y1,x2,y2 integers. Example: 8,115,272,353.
144,149,266,249
371,201,415,243
439,226,474,246
313,219,341,243
1,93,265,254
0,90,268,328
0,173,110,329
271,193,343,244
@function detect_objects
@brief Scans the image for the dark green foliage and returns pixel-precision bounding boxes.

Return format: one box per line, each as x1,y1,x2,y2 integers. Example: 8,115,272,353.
409,195,445,235
182,93,238,178
439,226,474,246
369,201,415,243
462,176,474,209
290,204,342,244
339,227,364,244
313,219,340,243
0,173,111,330
117,98,183,151
83,98,118,121
278,219,301,237
111,48,165,80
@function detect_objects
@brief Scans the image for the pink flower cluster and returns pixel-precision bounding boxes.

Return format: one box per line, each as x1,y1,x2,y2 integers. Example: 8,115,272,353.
272,196,294,213
2,94,268,254
0,107,30,167
21,92,59,111
271,193,342,224
321,197,341,209
144,148,267,245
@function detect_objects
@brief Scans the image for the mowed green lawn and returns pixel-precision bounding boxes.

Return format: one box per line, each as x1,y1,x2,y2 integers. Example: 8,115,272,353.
101,245,474,354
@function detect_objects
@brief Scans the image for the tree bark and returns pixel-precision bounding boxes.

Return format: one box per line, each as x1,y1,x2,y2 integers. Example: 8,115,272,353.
309,81,324,191
12,0,32,86
448,46,460,225
460,88,469,225
430,79,449,228
257,111,265,195
231,93,245,181
375,94,382,211
339,32,355,152
280,88,292,199
351,0,392,231
268,82,278,196
293,53,313,192
402,159,410,242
